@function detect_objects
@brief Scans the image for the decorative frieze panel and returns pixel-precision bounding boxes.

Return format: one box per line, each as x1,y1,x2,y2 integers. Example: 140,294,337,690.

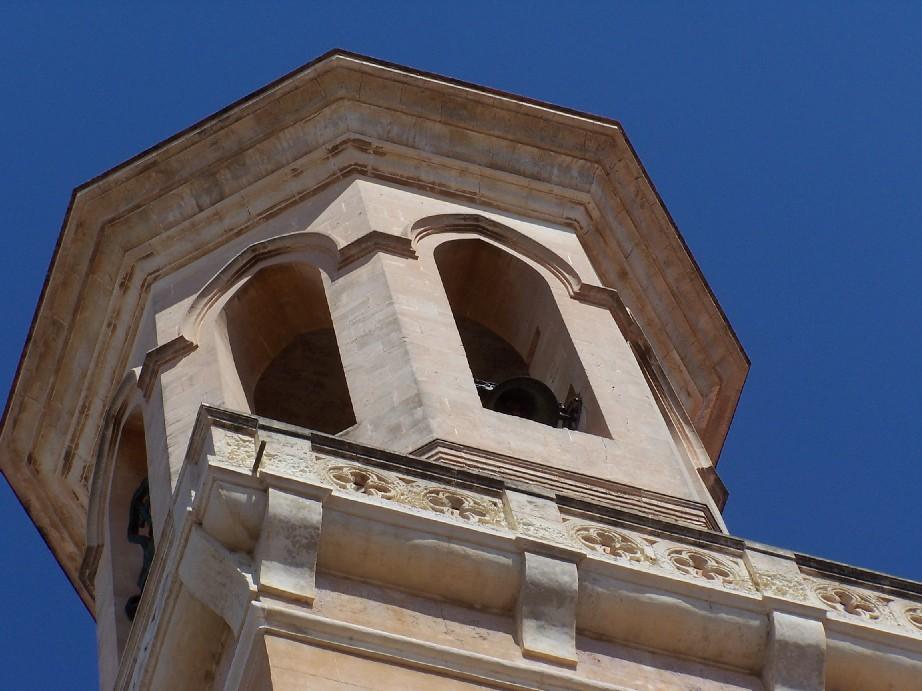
747,568,812,604
326,460,505,529
327,465,400,500
561,514,755,594
905,606,922,631
259,447,508,530
666,548,742,588
420,487,503,526
216,424,922,645
259,451,316,481
802,576,922,638
513,516,573,546
414,439,720,531
218,431,260,470
813,584,883,621
568,524,652,564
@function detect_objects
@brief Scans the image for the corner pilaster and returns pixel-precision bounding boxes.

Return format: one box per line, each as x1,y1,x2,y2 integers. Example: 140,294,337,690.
745,546,827,690
505,487,581,666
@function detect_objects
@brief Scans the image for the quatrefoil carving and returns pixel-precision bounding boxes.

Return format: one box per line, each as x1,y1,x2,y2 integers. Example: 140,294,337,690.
327,465,400,500
814,585,881,620
905,606,922,631
420,488,501,526
668,548,738,586
571,525,649,563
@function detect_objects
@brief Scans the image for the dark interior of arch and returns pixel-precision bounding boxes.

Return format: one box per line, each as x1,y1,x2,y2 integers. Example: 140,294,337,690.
109,409,150,651
455,317,529,384
222,262,356,434
434,238,610,437
254,328,355,433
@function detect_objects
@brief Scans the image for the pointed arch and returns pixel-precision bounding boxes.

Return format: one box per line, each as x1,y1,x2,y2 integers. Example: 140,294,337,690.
218,259,356,433
85,369,155,655
181,231,340,343
410,214,584,297
86,370,144,551
432,237,611,438
179,230,356,433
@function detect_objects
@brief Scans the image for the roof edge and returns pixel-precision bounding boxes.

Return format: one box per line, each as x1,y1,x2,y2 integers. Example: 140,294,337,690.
72,49,625,203
617,125,749,367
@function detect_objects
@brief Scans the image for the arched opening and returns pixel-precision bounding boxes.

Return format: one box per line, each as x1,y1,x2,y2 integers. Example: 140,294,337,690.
434,239,610,437
219,262,356,434
107,408,153,650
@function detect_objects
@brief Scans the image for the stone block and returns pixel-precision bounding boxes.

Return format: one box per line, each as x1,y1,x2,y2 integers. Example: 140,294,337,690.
516,551,579,665
762,611,826,691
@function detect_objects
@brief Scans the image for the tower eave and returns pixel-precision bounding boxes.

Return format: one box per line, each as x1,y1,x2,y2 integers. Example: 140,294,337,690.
0,50,747,596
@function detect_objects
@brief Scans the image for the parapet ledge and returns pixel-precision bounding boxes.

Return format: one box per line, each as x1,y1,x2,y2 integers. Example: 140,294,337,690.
185,405,922,647
115,404,922,688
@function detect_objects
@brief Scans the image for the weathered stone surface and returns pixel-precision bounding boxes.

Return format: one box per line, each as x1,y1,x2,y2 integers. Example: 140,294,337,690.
517,552,580,665
254,488,322,603
762,611,826,691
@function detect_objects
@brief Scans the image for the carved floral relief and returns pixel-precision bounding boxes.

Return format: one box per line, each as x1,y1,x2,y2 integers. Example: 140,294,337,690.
322,461,505,528
514,517,571,544
327,465,402,500
750,570,810,602
570,524,653,564
813,584,882,621
259,450,317,482
417,487,504,526
667,548,743,588
222,434,258,468
904,606,922,631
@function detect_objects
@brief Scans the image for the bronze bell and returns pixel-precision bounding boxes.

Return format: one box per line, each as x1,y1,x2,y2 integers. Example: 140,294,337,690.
484,377,561,427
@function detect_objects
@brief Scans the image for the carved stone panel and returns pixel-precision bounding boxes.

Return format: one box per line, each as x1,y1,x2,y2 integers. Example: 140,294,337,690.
327,465,403,500
321,460,506,528
904,606,922,632
569,524,653,564
813,584,883,621
414,487,504,527
666,548,744,589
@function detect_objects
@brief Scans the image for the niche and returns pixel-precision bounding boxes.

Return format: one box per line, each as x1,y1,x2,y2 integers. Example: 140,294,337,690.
107,408,153,650
219,262,356,434
434,239,609,437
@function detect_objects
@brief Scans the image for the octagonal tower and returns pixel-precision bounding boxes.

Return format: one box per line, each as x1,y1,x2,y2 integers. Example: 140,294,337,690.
3,51,922,690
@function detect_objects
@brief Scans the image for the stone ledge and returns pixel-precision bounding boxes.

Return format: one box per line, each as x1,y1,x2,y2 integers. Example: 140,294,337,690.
111,405,922,689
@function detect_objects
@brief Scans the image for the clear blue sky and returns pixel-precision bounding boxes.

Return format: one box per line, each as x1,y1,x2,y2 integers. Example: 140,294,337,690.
2,4,921,688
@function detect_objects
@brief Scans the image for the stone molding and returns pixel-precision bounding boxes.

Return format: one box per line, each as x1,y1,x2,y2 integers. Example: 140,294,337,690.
232,603,637,691
337,230,416,271
410,213,585,297
180,231,341,343
84,369,143,553
413,438,721,531
137,336,197,400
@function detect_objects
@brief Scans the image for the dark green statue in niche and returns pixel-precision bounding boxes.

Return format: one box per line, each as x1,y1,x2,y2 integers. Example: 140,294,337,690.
125,478,154,621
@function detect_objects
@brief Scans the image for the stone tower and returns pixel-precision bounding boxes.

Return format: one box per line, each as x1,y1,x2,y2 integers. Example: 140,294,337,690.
3,51,922,690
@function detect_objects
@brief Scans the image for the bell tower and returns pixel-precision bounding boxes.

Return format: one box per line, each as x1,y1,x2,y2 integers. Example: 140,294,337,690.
4,51,922,690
